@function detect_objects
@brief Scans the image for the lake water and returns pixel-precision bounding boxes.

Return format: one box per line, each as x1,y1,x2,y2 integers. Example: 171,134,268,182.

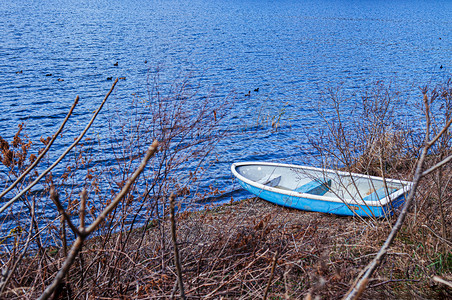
1,0,451,224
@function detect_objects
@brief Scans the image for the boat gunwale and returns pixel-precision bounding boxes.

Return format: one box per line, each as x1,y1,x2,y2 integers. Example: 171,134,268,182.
231,162,413,207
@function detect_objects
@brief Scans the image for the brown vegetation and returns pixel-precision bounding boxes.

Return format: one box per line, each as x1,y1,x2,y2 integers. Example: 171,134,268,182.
0,77,451,299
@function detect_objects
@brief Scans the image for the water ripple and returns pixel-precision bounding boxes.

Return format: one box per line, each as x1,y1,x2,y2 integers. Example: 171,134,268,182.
0,0,451,231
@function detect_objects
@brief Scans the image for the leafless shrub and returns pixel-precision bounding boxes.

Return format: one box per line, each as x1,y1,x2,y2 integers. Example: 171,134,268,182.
0,72,234,298
300,79,452,299
1,75,451,299
305,81,418,178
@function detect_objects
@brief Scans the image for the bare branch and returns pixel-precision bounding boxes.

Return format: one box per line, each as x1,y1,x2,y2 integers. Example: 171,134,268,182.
422,154,452,177
263,250,279,300
421,225,452,247
423,94,431,143
0,78,119,214
0,201,36,294
79,189,87,231
433,276,452,288
50,187,80,237
0,95,79,200
343,140,428,300
204,249,270,299
38,237,84,300
85,140,159,235
343,93,447,299
170,193,186,300
38,139,158,299
427,114,452,147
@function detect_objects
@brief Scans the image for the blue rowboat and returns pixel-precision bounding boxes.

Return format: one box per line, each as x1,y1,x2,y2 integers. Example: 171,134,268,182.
231,162,413,217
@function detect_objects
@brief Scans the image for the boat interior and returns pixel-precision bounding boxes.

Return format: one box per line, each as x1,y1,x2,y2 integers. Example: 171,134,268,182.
236,164,405,202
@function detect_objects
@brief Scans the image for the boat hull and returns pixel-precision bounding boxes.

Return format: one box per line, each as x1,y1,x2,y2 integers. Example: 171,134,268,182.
232,162,412,218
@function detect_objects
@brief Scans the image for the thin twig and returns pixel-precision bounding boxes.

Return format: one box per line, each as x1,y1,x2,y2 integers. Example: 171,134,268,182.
170,193,186,300
263,250,279,300
50,187,80,237
38,140,158,299
283,264,290,300
422,154,452,177
421,225,452,247
204,249,270,299
38,237,84,300
85,140,158,235
0,79,118,214
344,149,427,300
426,113,452,147
343,93,452,300
0,200,36,294
79,189,87,231
368,278,420,288
433,276,452,288
0,96,79,200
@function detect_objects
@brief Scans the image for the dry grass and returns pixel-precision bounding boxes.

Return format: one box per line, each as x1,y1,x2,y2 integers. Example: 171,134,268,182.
9,196,449,299
1,78,452,299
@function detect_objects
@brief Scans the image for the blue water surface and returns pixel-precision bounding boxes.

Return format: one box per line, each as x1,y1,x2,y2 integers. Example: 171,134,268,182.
0,0,451,229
